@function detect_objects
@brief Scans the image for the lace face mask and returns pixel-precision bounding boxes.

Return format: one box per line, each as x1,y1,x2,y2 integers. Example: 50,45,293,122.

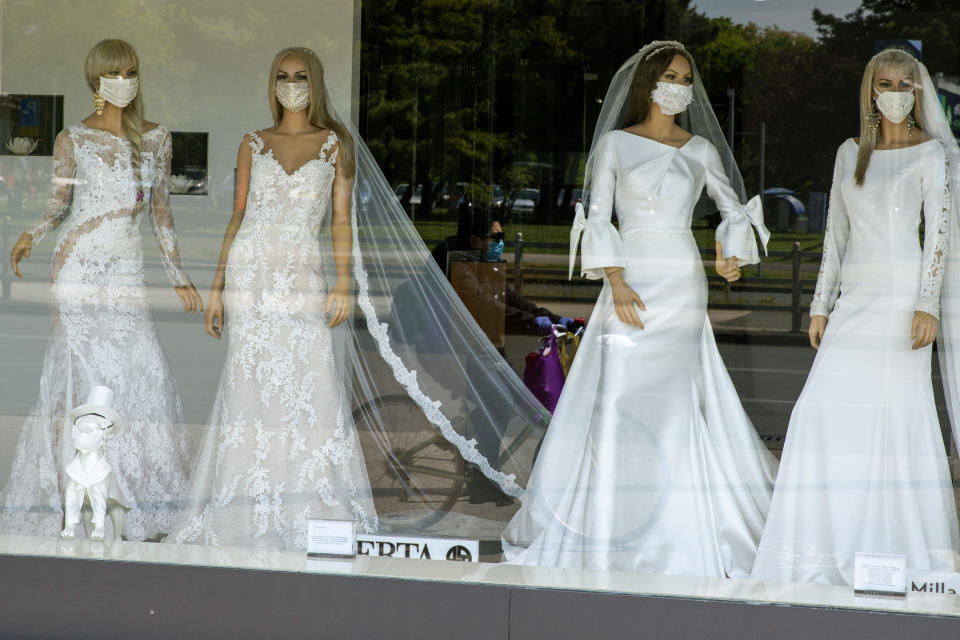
874,86,915,124
98,76,138,108
651,82,693,116
276,81,310,112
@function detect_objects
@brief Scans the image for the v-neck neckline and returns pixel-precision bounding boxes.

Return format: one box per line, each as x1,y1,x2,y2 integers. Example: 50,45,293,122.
252,129,335,178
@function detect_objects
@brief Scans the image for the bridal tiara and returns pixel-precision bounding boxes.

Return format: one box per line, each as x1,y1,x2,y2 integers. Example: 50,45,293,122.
642,41,686,60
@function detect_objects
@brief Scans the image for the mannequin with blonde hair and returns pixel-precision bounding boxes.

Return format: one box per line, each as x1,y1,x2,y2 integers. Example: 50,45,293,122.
752,48,960,586
1,39,202,541
167,47,376,550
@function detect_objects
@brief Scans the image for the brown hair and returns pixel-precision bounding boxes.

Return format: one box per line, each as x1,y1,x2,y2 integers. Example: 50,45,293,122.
268,47,355,177
622,46,694,127
855,48,926,186
84,39,146,210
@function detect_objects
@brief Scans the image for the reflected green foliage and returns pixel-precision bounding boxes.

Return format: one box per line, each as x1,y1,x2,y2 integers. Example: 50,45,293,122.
362,0,960,224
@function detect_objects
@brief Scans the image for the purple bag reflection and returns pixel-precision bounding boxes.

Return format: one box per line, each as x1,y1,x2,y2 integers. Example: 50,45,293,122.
523,331,565,413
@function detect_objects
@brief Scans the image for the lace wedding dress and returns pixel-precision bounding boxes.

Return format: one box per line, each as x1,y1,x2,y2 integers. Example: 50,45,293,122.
0,123,193,541
752,138,960,585
167,130,376,550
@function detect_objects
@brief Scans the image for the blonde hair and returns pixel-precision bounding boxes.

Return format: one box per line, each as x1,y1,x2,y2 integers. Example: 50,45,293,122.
855,48,926,186
268,47,355,177
84,39,146,209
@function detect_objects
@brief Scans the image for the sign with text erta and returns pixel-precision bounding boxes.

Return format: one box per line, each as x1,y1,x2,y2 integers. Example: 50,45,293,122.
357,533,479,562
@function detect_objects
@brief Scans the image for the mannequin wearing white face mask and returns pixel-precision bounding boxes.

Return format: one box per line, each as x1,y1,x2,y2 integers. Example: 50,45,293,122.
607,54,740,326
0,39,200,542
808,70,934,352
753,52,958,587
504,45,776,577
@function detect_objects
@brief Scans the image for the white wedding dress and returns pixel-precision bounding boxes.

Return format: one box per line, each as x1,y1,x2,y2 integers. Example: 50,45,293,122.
752,138,960,585
502,131,778,577
167,130,377,551
0,123,192,541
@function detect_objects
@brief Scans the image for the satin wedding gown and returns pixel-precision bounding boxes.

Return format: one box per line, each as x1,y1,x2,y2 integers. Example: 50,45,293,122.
752,138,960,585
0,124,193,541
167,130,376,551
502,131,778,577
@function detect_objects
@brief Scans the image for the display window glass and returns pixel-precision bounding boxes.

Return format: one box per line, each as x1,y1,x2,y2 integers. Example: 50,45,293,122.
1,0,959,622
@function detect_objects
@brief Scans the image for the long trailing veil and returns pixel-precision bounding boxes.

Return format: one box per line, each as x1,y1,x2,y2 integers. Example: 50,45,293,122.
568,40,766,277
317,96,549,535
919,60,960,458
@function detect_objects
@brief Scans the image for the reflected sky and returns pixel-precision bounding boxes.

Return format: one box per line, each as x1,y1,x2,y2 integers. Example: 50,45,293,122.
692,0,863,37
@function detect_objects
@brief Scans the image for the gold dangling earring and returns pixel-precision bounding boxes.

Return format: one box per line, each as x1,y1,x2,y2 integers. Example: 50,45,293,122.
907,113,915,137
93,92,105,116
866,108,880,134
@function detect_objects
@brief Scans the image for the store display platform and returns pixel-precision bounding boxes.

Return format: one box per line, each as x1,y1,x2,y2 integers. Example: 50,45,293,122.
1,533,958,639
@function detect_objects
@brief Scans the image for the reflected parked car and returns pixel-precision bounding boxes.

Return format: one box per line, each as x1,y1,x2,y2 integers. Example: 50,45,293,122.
436,182,469,212
556,186,584,220
394,183,423,209
507,188,539,220
490,184,505,212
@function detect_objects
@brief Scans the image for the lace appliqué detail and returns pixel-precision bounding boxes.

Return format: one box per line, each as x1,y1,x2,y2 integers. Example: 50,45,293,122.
917,151,951,319
0,124,191,541
349,201,524,498
168,130,376,550
810,168,845,319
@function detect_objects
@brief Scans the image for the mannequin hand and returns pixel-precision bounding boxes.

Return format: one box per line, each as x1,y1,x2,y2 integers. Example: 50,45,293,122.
809,315,827,350
326,280,352,328
205,290,224,339
10,232,33,278
608,270,645,328
911,311,938,350
175,284,204,314
715,242,741,282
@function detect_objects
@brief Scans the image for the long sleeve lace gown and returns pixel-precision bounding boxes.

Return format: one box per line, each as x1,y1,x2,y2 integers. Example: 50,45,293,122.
752,138,960,585
0,123,193,541
502,131,778,577
167,130,376,551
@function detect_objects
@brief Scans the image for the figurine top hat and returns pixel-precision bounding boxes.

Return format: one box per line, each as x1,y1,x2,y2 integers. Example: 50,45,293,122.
69,385,122,428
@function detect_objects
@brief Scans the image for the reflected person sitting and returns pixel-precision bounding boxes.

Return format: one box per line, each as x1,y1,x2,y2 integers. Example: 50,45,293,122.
431,212,576,336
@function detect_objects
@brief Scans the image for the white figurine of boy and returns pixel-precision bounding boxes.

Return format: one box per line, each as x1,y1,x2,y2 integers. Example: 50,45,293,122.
61,386,130,541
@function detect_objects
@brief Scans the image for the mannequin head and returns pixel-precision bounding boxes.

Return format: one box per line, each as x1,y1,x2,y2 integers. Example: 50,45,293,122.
83,39,145,208
268,47,355,177
84,39,142,110
623,47,694,127
855,48,926,185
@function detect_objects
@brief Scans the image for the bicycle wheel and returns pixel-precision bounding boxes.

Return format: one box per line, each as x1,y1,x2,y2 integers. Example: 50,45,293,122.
353,394,465,531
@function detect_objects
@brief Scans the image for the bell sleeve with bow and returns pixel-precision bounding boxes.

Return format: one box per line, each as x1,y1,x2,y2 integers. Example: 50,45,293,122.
704,141,769,267
569,133,625,280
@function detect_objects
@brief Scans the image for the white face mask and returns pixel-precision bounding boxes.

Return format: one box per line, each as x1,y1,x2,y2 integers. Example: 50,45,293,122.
275,81,310,112
98,76,138,108
650,81,694,116
874,87,915,124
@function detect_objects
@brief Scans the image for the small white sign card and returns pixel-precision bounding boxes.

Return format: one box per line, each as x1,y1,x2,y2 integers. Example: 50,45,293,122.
854,552,907,596
306,519,356,559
